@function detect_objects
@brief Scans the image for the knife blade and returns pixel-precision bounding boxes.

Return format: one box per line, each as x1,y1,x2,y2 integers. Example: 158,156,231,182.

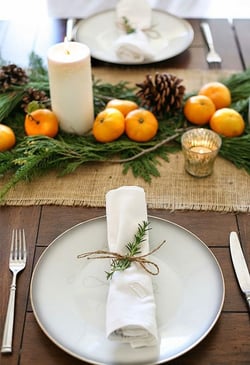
230,231,250,310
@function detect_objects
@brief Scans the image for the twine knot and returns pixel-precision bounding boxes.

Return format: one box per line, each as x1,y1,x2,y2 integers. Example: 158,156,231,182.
77,240,166,277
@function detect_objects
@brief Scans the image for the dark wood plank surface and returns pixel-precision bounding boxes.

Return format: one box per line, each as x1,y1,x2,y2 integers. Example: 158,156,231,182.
233,19,250,70
0,14,249,365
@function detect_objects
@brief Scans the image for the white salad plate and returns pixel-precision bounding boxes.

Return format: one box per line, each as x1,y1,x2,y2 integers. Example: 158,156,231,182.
73,10,194,64
30,216,224,364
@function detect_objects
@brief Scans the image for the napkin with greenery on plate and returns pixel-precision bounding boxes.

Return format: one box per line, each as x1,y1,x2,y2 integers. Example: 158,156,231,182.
114,0,154,63
105,186,158,348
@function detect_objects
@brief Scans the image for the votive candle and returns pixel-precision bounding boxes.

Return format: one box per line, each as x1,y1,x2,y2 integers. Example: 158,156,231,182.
47,41,94,135
181,128,222,177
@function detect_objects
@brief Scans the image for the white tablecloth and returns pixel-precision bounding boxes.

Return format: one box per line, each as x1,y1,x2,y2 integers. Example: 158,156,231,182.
46,0,250,19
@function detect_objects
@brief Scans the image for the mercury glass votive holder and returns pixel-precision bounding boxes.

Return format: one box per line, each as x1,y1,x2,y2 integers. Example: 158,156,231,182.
181,128,222,177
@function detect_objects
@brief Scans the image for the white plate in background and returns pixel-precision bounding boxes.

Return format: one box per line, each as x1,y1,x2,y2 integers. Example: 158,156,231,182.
73,10,194,64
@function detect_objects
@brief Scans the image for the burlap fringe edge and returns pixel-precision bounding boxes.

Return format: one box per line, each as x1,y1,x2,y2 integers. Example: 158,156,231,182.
1,198,249,213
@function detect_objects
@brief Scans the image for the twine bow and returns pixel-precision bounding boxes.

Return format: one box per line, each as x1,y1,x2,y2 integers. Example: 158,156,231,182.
77,239,166,277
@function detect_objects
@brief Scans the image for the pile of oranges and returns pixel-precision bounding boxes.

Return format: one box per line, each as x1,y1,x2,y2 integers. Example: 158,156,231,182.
0,99,159,152
92,99,158,143
0,81,245,153
183,81,245,137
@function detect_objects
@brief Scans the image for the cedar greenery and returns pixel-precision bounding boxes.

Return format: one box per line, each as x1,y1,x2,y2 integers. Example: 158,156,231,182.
0,53,249,201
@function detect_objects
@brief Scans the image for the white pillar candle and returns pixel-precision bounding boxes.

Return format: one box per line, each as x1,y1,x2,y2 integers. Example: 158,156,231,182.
47,41,94,135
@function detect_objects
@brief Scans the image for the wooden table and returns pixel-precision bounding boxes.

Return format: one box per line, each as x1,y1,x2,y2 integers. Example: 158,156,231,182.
0,16,250,365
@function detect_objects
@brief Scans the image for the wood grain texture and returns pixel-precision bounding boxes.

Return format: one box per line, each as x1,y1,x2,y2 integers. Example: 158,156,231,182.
19,312,250,365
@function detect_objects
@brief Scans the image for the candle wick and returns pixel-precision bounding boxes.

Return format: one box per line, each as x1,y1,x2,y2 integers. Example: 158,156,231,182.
64,36,71,55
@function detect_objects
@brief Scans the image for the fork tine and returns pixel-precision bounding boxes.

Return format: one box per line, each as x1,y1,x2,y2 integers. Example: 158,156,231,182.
13,229,18,260
209,62,221,69
11,229,16,259
21,229,27,261
10,229,26,261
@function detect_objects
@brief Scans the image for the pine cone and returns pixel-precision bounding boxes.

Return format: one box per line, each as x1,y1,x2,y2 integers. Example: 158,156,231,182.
136,72,186,115
21,88,50,112
0,64,28,91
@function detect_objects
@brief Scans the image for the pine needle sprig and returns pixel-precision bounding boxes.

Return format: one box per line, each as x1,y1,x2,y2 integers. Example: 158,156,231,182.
0,133,177,199
106,221,150,279
28,52,48,81
219,134,250,173
93,77,138,114
0,90,25,121
121,144,176,182
221,68,250,102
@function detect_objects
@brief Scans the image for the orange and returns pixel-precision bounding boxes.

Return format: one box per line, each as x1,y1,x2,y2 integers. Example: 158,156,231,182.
106,99,139,117
24,109,59,137
209,108,245,137
92,107,125,143
198,81,231,110
0,124,16,152
125,109,158,142
183,95,216,125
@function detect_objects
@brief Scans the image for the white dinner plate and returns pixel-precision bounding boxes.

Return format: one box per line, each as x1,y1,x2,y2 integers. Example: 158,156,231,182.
30,216,224,364
73,10,194,64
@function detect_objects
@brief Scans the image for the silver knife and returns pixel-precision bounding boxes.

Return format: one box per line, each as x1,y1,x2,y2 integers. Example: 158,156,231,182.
230,231,250,310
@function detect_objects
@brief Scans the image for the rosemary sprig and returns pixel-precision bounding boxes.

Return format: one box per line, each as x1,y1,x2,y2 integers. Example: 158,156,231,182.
121,16,136,34
106,221,150,279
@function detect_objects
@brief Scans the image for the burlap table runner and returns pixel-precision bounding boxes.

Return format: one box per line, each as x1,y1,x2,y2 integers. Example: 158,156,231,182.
0,68,249,212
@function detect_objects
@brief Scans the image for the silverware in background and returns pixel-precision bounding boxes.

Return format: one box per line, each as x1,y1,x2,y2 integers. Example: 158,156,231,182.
230,231,250,311
66,18,76,41
1,229,27,354
200,22,222,67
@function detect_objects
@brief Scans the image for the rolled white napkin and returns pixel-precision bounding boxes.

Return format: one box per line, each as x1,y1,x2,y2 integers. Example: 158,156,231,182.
114,0,154,63
114,30,154,63
105,186,158,348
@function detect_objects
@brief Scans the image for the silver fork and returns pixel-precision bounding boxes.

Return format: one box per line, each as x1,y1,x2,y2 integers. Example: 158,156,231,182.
1,229,27,354
200,22,222,67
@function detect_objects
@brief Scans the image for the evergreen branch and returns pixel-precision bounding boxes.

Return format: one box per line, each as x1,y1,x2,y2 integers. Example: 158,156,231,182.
0,132,178,199
219,134,250,173
221,68,250,102
0,90,25,121
28,52,48,80
109,131,183,163
93,77,137,114
0,57,250,200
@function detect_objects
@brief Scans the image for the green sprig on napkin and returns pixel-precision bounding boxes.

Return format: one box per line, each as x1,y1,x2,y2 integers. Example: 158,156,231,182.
121,16,136,34
78,220,166,280
106,220,150,279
